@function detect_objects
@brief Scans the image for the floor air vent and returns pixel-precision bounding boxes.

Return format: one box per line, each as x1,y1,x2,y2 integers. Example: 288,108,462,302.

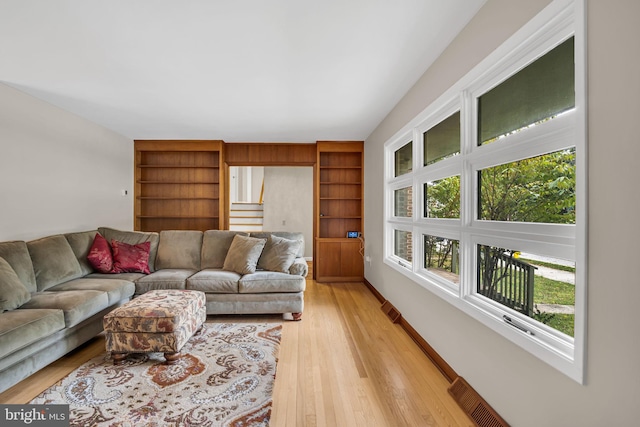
381,300,401,323
448,377,509,427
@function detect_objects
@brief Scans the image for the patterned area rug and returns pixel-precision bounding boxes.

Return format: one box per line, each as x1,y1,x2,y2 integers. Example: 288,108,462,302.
30,322,282,427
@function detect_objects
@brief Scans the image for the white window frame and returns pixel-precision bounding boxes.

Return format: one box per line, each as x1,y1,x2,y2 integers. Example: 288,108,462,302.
383,0,587,383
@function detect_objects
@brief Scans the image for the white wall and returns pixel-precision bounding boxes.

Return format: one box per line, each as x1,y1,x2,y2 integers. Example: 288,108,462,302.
263,167,313,258
0,83,133,241
229,166,265,203
364,0,640,426
251,167,264,202
229,166,249,202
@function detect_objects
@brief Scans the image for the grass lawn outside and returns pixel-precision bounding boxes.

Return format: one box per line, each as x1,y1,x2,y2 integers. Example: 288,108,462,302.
545,313,575,337
521,257,575,273
532,275,575,337
533,276,575,305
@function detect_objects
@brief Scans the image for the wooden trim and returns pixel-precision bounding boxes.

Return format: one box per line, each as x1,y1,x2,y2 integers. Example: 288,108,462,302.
363,278,385,304
315,276,363,283
134,140,223,151
313,161,318,279
363,278,457,383
318,237,362,242
134,149,141,229
317,140,364,152
218,142,226,227
224,142,316,166
223,161,230,230
399,317,458,384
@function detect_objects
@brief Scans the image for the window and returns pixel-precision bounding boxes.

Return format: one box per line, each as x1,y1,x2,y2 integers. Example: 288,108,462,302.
478,149,575,223
477,38,575,146
424,111,460,165
394,187,413,217
394,230,412,263
425,176,460,219
384,0,585,383
424,235,460,285
394,141,412,177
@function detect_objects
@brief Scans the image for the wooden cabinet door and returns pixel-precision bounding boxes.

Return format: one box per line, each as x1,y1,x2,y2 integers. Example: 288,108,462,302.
316,241,342,280
340,241,364,279
315,239,363,282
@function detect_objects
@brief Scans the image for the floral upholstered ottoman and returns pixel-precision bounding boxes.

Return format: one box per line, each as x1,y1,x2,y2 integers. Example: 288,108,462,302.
103,289,206,365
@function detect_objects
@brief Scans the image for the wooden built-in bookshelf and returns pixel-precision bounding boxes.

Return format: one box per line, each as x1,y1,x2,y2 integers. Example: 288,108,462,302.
315,141,364,282
134,140,224,232
133,139,363,280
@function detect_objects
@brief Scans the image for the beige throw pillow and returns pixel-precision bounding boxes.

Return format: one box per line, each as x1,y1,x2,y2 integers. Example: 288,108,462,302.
258,235,302,273
223,235,267,275
0,257,31,312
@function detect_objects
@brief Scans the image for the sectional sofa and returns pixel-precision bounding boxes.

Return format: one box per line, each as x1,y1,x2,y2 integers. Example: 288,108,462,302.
0,227,307,393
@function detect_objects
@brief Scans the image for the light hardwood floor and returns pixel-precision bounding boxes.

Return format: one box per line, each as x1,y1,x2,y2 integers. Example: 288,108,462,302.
0,279,471,426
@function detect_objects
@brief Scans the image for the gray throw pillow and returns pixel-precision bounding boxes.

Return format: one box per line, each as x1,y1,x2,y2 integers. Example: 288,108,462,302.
0,257,31,312
258,235,302,273
223,235,267,275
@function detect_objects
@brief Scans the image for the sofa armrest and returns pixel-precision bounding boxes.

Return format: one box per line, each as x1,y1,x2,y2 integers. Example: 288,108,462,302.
289,258,308,277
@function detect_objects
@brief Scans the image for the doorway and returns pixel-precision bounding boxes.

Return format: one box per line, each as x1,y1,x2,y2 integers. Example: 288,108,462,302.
228,166,313,258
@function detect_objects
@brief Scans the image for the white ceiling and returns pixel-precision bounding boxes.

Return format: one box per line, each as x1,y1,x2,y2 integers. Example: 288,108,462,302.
0,0,485,142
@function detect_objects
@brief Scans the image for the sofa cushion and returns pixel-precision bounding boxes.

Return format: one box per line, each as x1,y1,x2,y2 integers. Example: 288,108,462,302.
201,231,248,269
0,257,31,312
112,240,151,274
0,309,65,359
27,235,83,292
64,230,99,276
86,272,146,282
203,292,303,316
19,290,109,328
98,227,159,272
47,278,135,305
0,240,36,293
134,269,195,294
250,232,305,258
257,234,302,273
156,230,203,270
239,271,306,293
87,233,114,273
186,269,241,293
223,235,267,275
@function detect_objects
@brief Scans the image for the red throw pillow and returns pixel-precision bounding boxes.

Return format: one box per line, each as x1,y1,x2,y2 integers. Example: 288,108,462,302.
111,240,151,274
87,233,114,273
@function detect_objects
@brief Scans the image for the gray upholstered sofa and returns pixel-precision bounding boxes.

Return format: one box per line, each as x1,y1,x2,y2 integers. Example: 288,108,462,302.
0,227,307,393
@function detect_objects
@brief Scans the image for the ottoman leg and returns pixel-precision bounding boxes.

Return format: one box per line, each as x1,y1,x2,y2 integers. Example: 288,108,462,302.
292,312,303,321
112,353,128,365
164,352,182,364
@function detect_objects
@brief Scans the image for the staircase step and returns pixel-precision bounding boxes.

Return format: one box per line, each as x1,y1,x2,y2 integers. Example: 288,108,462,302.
229,217,263,225
229,210,264,217
230,203,264,211
229,224,263,232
